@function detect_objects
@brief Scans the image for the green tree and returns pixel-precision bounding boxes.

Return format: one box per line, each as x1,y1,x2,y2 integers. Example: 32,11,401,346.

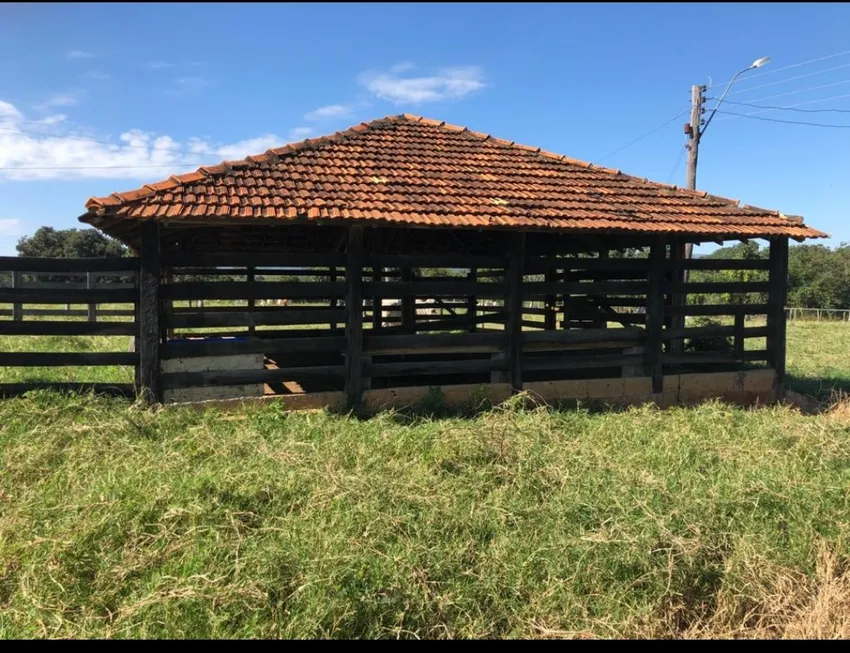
16,227,128,258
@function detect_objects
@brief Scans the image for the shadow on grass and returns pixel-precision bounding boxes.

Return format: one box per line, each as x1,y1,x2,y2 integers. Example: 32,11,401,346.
786,374,850,403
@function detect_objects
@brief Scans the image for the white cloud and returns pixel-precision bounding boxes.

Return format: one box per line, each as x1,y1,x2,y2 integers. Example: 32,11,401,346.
304,104,353,121
287,127,313,141
66,50,94,60
0,219,22,237
358,64,485,104
0,98,291,181
35,114,68,126
148,61,175,70
36,94,78,111
87,70,110,80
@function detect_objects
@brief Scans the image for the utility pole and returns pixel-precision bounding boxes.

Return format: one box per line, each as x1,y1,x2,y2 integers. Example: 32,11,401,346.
684,84,706,264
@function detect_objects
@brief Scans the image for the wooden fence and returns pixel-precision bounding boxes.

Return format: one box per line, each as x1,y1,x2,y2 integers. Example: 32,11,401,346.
0,256,139,398
0,227,789,404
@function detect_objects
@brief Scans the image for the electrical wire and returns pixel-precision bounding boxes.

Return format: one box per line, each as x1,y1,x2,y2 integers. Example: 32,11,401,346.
708,48,850,88
727,62,850,96
715,110,850,128
597,110,689,163
729,79,850,106
719,98,850,113
666,145,687,184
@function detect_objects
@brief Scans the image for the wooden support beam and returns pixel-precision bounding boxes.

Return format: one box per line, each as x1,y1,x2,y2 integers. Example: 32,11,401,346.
669,240,686,355
138,220,161,403
507,232,525,392
247,266,256,336
11,271,22,321
401,266,414,334
329,266,338,332
646,237,665,394
544,260,557,331
767,237,789,395
345,225,365,404
372,265,383,331
86,272,96,322
467,268,477,334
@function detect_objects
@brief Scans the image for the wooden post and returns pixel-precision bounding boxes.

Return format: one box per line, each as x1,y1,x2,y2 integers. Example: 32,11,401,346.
247,266,256,336
401,266,414,334
138,220,161,403
734,312,745,359
86,272,97,322
562,266,571,330
345,225,365,404
595,249,609,329
646,237,665,394
668,240,686,354
507,232,526,392
329,266,338,332
11,271,22,321
767,237,789,396
544,257,556,331
372,266,383,331
467,268,477,333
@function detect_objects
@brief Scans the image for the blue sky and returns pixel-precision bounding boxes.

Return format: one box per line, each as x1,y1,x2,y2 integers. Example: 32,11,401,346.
1,2,849,255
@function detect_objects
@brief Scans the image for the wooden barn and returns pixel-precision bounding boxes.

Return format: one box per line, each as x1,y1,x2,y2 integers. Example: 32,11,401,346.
71,113,825,409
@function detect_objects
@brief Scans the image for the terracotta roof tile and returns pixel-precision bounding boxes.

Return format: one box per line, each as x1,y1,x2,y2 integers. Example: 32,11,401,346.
79,114,827,240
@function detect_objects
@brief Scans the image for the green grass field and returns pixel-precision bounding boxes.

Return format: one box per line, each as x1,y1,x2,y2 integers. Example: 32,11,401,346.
2,320,850,638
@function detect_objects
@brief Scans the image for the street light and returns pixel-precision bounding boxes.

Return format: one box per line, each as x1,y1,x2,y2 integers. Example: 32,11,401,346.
702,56,771,133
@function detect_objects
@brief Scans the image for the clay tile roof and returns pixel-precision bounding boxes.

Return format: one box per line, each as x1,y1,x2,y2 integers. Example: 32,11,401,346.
80,114,827,240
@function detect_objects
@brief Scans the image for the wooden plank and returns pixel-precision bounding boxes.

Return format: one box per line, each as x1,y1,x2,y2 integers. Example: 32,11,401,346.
0,321,139,336
161,335,346,359
665,303,770,316
0,383,135,398
364,357,505,377
767,237,789,388
137,220,161,402
165,308,347,329
161,365,346,390
362,280,508,298
646,238,665,393
161,281,346,301
16,281,136,290
666,258,771,271
345,225,364,403
544,264,556,330
364,332,507,354
523,327,647,346
0,256,139,273
523,281,650,297
507,232,525,391
662,325,769,341
525,257,650,274
162,252,347,268
11,271,22,321
0,288,137,304
2,308,135,318
661,350,770,365
666,281,771,294
0,352,138,367
365,254,506,269
523,353,646,373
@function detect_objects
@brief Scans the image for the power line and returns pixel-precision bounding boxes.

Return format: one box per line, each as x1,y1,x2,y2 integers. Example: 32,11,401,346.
597,110,689,163
715,110,850,128
709,48,850,88
734,78,850,105
727,62,850,96
719,98,850,113
666,145,686,184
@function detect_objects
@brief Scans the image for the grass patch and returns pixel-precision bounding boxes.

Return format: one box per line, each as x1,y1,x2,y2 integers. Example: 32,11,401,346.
1,392,850,638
